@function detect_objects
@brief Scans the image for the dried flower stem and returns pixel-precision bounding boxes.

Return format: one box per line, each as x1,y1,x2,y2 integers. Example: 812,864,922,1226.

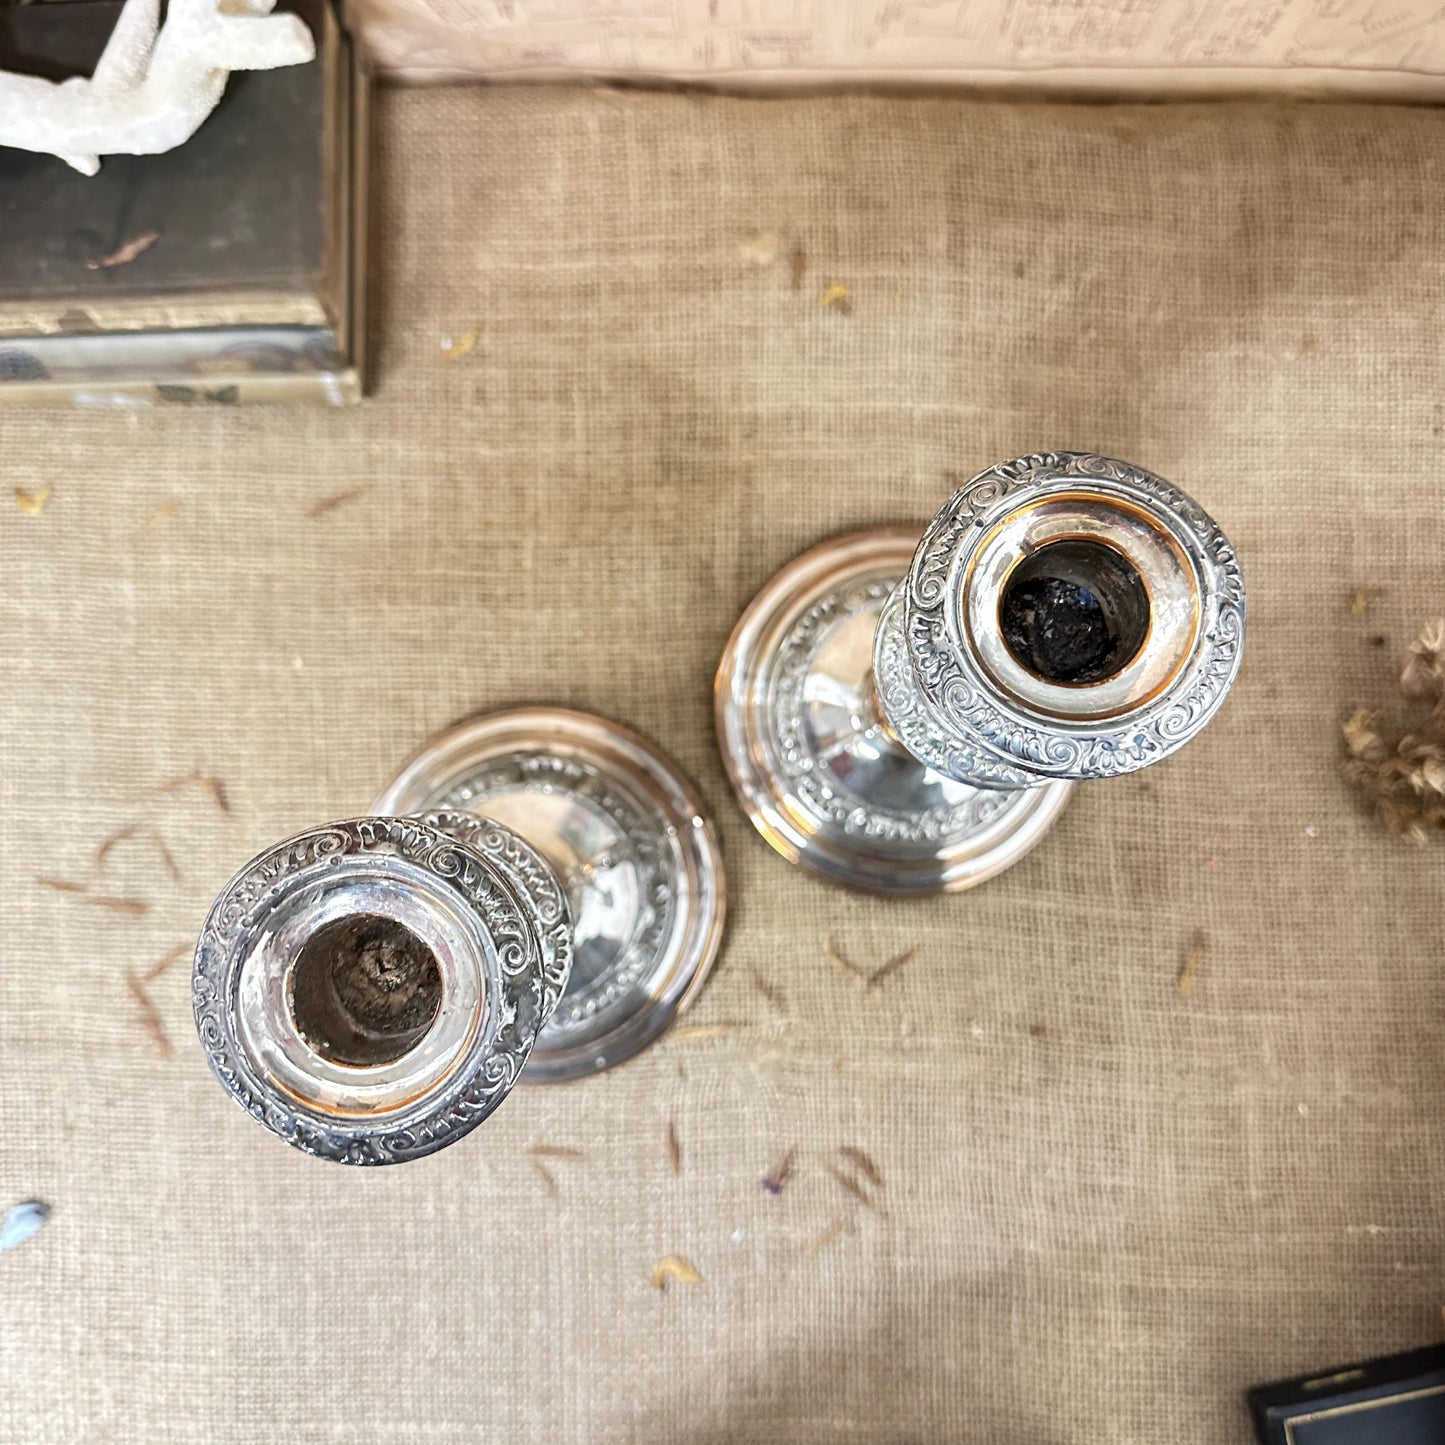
865,946,916,990
96,825,181,882
669,1023,740,1042
837,1147,883,1190
82,896,149,917
825,938,918,991
747,966,785,1011
156,771,230,814
88,231,160,269
761,1148,796,1196
306,487,370,518
145,944,190,982
806,1218,845,1257
124,969,172,1057
1176,930,1207,998
825,939,868,988
828,1165,885,1213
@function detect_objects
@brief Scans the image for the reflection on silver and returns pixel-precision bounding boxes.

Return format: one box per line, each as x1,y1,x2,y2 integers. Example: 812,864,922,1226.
374,709,726,1083
193,711,726,1162
888,451,1246,784
716,451,1245,894
715,530,1073,895
192,816,559,1165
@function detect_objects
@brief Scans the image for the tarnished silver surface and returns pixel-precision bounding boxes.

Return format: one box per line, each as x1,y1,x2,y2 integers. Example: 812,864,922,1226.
714,530,1074,895
192,816,564,1165
884,451,1246,784
715,451,1244,893
374,708,726,1082
421,808,573,1032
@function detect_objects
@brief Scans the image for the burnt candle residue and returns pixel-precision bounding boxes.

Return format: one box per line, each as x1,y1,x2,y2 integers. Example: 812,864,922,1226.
290,914,442,1067
999,539,1149,686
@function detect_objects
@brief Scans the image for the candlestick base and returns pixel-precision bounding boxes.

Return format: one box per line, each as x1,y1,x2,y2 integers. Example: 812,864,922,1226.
374,708,725,1081
716,530,1072,896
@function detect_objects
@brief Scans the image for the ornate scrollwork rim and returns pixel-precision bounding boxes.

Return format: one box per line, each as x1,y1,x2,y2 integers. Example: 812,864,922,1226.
900,451,1246,781
419,808,574,1029
191,817,545,1165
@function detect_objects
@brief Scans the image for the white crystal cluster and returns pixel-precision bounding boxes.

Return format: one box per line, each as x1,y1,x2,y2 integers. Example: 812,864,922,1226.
0,0,314,176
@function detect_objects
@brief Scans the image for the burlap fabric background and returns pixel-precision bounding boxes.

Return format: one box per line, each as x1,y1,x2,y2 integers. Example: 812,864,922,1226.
2,89,1443,1443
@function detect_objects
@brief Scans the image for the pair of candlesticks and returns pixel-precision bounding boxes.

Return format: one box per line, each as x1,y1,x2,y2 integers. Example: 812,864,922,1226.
193,451,1245,1162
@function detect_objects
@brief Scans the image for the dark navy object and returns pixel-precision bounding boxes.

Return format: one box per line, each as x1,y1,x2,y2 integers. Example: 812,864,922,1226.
1249,1344,1445,1443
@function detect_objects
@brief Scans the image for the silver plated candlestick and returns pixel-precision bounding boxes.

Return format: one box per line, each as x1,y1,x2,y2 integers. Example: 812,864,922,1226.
373,708,726,1084
716,451,1245,895
193,709,725,1163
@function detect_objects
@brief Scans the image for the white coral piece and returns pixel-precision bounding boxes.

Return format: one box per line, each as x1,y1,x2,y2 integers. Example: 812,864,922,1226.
0,0,315,176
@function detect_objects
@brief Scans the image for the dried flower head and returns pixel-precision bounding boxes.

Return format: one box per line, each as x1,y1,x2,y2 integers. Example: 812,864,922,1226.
1342,709,1384,762
1342,622,1445,844
1401,617,1445,711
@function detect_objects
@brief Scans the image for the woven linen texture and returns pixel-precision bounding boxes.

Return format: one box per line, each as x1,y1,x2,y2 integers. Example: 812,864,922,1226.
1,89,1443,1443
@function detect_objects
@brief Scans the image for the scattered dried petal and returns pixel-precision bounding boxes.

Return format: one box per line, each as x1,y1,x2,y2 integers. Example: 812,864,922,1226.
96,825,181,881
1421,757,1445,796
824,938,868,989
144,944,190,982
87,230,160,269
790,242,808,290
805,1218,844,1257
819,282,851,314
0,1201,50,1254
83,896,149,917
837,1147,883,1190
153,834,182,882
141,499,183,530
669,1023,739,1042
14,485,51,517
124,969,172,1056
666,1122,681,1176
738,231,779,266
442,327,478,360
828,1165,883,1213
651,1255,700,1291
1177,929,1207,998
1402,619,1445,700
1347,587,1385,616
1342,631,1445,843
529,1158,558,1197
747,966,785,1011
827,938,917,990
1416,618,1444,655
526,1145,585,1161
761,1148,795,1196
865,945,916,990
156,771,230,813
306,487,370,518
